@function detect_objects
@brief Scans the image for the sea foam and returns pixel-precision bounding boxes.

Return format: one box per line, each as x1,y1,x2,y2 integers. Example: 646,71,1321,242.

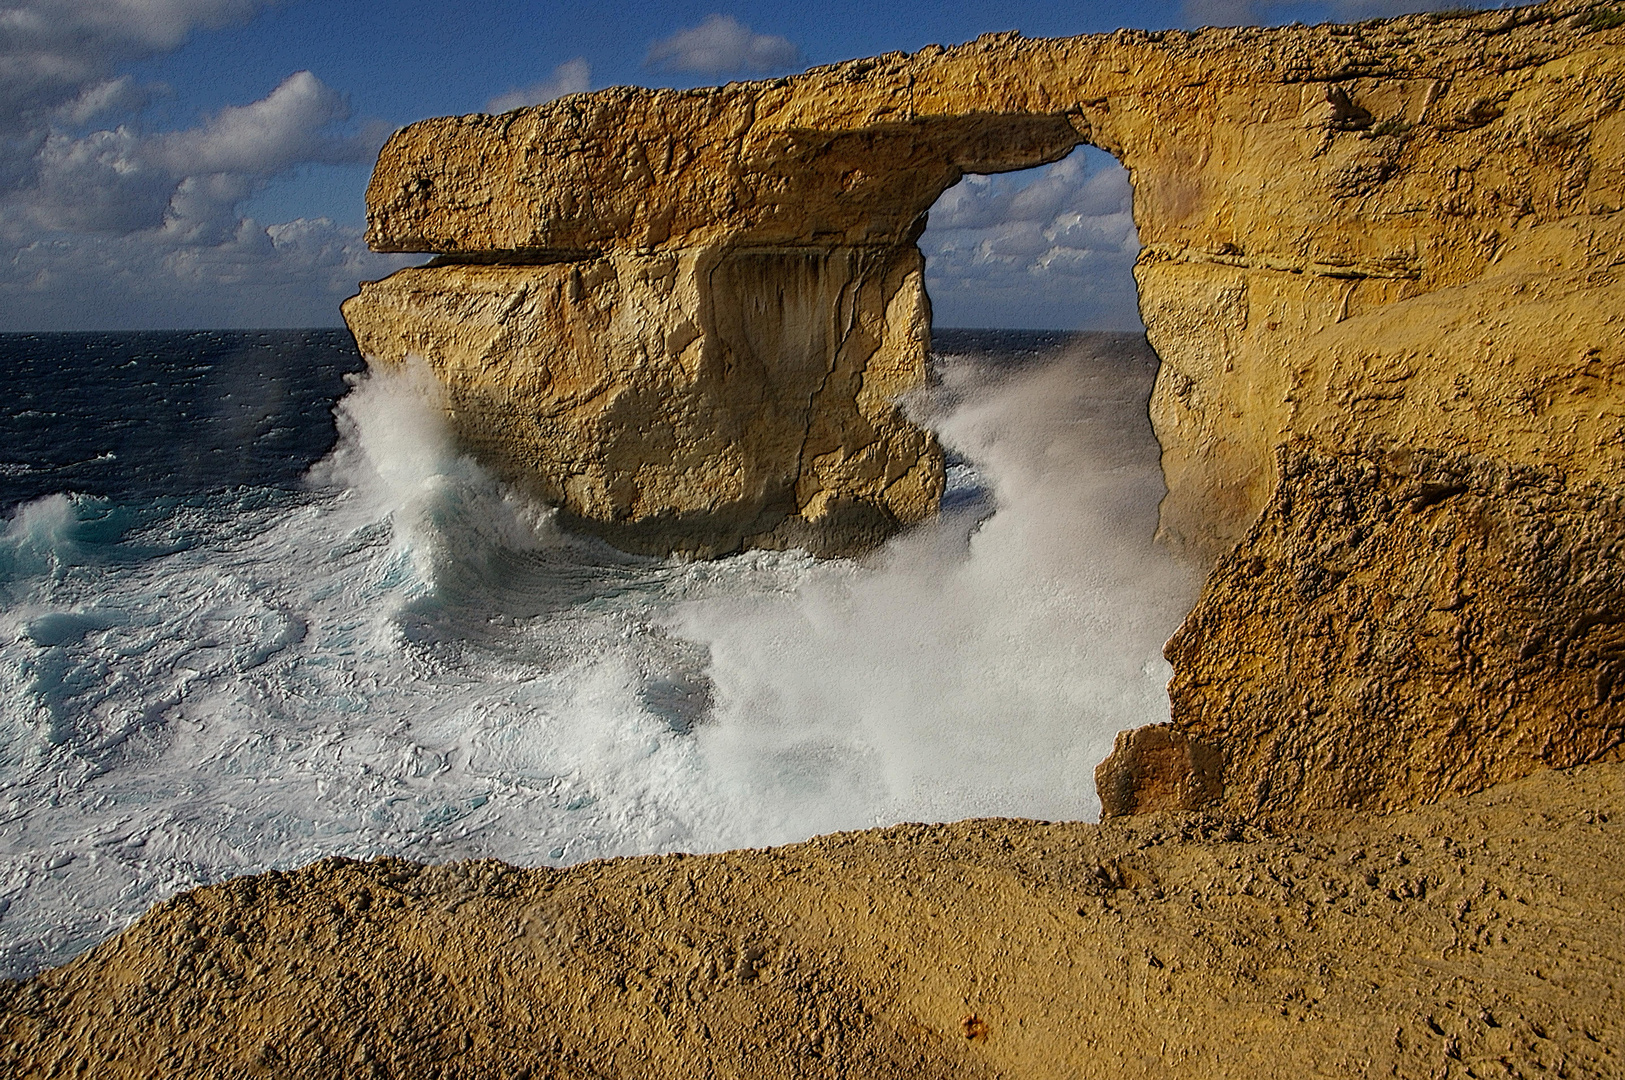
0,336,1195,978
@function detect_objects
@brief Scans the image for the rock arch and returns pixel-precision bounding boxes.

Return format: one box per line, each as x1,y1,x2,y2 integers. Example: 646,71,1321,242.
343,1,1625,817
344,100,1102,557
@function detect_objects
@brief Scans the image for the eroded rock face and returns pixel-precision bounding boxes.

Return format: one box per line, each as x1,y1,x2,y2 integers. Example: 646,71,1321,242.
352,2,1625,554
1095,723,1224,818
1163,447,1625,821
344,106,1082,555
345,1,1625,813
344,245,941,556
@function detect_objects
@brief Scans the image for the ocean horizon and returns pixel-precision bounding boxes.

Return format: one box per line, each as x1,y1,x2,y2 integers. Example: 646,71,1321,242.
0,327,1196,978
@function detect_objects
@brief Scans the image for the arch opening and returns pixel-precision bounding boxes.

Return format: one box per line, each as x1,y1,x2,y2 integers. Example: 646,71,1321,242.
922,145,1142,334
899,143,1202,808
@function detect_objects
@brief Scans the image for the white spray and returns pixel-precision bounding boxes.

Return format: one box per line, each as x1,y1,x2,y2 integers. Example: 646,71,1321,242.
680,340,1199,840
0,338,1197,977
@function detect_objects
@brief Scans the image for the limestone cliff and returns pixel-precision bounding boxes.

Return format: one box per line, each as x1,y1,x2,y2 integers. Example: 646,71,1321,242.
346,0,1625,817
350,1,1625,550
1103,447,1625,821
3,7,1623,1072
344,246,940,555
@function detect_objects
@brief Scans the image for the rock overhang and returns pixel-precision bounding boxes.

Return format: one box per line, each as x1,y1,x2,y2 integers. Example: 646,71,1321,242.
364,102,1092,255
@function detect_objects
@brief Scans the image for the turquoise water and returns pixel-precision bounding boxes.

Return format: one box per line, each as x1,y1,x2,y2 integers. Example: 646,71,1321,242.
0,329,1194,977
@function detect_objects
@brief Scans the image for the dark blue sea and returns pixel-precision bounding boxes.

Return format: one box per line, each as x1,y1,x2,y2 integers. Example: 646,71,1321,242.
0,327,1192,978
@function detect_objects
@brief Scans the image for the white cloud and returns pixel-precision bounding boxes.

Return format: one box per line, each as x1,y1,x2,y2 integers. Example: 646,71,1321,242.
920,151,1143,331
486,58,592,113
0,0,262,136
52,76,154,127
19,71,381,244
156,71,370,174
0,0,402,328
0,215,414,330
24,126,173,233
645,14,800,75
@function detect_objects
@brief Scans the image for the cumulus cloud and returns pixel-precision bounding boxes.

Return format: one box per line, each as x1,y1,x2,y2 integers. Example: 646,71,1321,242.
0,0,406,328
0,214,414,329
51,76,154,127
920,149,1142,331
0,0,262,136
157,71,371,174
486,58,593,113
19,71,383,243
645,14,800,75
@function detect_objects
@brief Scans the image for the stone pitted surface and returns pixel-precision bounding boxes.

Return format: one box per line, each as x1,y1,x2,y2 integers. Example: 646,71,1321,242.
1102,447,1625,822
344,246,941,555
354,1,1625,554
4,761,1622,1078
348,0,1625,814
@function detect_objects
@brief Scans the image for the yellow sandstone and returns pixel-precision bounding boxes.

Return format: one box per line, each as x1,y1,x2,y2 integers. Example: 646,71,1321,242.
346,1,1625,816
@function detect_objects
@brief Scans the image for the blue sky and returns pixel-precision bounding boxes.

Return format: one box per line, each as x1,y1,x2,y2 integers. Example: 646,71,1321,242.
0,0,1486,331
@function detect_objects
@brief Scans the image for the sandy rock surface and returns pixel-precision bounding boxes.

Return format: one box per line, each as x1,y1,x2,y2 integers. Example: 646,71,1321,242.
1102,447,1625,821
343,2,1625,814
354,0,1625,557
344,245,941,558
4,761,1621,1078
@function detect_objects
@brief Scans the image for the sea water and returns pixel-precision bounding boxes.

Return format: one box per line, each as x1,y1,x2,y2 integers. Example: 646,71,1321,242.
0,328,1197,978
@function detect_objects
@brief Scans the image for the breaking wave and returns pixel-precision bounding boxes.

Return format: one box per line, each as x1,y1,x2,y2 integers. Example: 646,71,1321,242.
0,332,1195,977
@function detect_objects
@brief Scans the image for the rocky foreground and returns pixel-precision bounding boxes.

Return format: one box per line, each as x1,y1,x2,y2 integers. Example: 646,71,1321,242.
3,760,1619,1078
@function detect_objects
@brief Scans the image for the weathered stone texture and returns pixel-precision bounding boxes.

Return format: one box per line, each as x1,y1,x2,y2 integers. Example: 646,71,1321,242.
354,3,1625,557
1165,447,1625,821
1094,723,1225,818
344,245,941,556
344,1,1625,814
